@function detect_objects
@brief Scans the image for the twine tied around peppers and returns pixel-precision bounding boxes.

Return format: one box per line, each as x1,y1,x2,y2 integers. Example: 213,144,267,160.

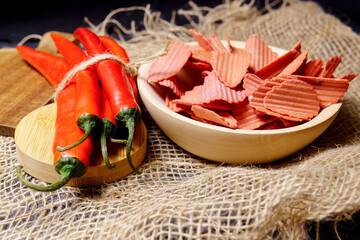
54,40,170,100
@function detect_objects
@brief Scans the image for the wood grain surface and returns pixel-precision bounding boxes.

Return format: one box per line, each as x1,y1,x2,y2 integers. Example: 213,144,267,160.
15,103,147,187
0,31,74,136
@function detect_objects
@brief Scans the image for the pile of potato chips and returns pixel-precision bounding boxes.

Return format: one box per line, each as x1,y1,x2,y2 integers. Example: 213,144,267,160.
147,29,356,130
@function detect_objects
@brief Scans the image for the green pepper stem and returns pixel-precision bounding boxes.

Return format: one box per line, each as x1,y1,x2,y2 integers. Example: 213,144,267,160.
126,119,142,174
57,115,98,152
16,165,73,192
56,128,92,152
109,137,127,144
100,128,116,170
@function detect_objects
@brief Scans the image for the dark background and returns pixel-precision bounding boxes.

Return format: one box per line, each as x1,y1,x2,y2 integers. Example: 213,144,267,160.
1,0,360,239
0,0,359,47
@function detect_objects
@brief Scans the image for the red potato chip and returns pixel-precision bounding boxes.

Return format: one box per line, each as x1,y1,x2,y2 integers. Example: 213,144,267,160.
292,40,302,53
232,100,278,130
248,78,285,116
211,49,251,88
201,101,234,111
148,39,191,82
186,45,203,52
304,58,323,76
189,29,214,51
177,61,205,87
287,75,349,108
336,73,358,82
190,49,213,64
188,110,220,126
258,119,285,130
227,36,233,53
165,88,188,112
227,37,252,55
158,76,186,97
186,60,212,71
209,33,228,53
173,85,234,111
158,62,205,97
198,71,247,104
254,49,300,79
264,79,320,121
277,50,308,77
280,119,301,128
173,84,203,105
245,34,279,72
317,55,342,78
243,73,265,97
191,105,238,129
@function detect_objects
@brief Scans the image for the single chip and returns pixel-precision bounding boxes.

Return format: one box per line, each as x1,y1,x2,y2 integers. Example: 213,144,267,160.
291,40,302,53
209,33,228,53
245,34,279,72
186,60,212,71
191,105,238,129
254,49,299,79
277,50,308,77
158,62,205,97
173,85,203,105
232,100,277,130
148,39,191,82
173,85,234,111
176,61,206,89
189,29,214,51
280,119,301,128
211,49,251,88
286,75,349,108
336,73,358,82
304,58,323,76
158,76,186,97
264,79,320,121
188,110,220,126
317,55,341,78
186,45,203,52
248,78,285,116
258,119,285,130
190,49,213,64
198,71,247,104
165,88,188,112
227,36,233,53
243,73,265,97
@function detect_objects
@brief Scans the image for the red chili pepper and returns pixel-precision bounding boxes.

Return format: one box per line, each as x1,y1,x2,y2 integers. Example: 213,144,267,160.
99,35,138,102
74,27,142,174
16,45,70,87
50,33,101,152
99,36,129,62
51,32,118,169
16,51,91,191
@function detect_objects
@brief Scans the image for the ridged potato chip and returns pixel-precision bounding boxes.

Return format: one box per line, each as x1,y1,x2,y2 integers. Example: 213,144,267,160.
148,39,191,82
245,34,278,72
263,79,320,121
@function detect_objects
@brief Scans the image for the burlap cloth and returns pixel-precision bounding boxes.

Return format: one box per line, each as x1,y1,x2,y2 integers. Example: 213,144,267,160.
1,1,359,239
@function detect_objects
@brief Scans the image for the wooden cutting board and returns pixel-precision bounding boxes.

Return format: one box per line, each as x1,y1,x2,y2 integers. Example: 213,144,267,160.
15,103,147,187
0,32,73,136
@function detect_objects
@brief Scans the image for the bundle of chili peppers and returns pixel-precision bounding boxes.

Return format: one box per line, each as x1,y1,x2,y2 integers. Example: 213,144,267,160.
16,27,142,191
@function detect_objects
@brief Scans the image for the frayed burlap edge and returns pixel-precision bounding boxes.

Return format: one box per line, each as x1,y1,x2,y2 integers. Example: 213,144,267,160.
1,1,359,240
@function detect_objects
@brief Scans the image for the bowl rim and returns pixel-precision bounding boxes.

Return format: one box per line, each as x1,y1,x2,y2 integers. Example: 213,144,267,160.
137,40,342,136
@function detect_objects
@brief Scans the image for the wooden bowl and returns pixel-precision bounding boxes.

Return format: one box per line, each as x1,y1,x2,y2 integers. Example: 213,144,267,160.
137,41,342,164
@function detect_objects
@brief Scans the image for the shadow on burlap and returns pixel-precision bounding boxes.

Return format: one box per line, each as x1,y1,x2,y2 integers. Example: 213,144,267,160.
0,1,359,239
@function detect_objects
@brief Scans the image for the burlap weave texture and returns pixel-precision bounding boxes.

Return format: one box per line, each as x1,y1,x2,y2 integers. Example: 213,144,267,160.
1,1,359,239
